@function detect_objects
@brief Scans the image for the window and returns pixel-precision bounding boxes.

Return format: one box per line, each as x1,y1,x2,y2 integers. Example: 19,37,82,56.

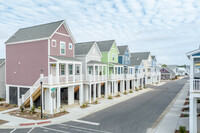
88,66,92,74
112,53,115,61
69,43,72,50
52,40,56,47
76,66,80,74
60,64,65,75
60,42,66,55
69,65,73,75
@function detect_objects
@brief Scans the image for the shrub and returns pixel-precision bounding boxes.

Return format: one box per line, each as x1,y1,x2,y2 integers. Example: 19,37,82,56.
108,95,113,99
123,91,128,95
129,90,133,93
20,105,25,112
13,104,17,107
135,89,139,91
95,100,98,104
102,95,105,98
63,110,66,113
31,105,36,114
80,103,89,108
183,114,189,117
139,87,142,90
179,126,186,133
0,98,4,101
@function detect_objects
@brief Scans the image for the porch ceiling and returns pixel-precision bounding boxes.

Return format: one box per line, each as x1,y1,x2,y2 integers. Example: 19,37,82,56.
50,56,82,64
87,60,107,65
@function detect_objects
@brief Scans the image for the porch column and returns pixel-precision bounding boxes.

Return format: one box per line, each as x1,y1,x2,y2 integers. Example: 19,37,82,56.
190,57,194,92
93,65,95,81
79,84,83,105
114,66,116,80
93,84,96,101
30,97,33,109
132,79,134,90
80,63,83,82
189,96,195,133
105,82,108,98
120,80,124,93
101,66,103,80
57,87,61,112
105,65,107,80
111,81,114,96
68,86,74,105
193,97,197,133
17,87,20,106
49,87,53,114
6,85,9,103
137,79,139,89
56,62,59,84
97,83,101,98
98,65,100,81
141,78,144,89
48,63,52,85
126,80,130,92
73,63,75,82
89,84,92,103
107,82,111,95
65,63,68,83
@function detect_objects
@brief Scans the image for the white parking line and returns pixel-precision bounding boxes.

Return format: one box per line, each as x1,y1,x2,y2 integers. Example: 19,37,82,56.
10,128,16,133
58,124,112,133
72,120,100,126
27,127,35,133
40,126,70,133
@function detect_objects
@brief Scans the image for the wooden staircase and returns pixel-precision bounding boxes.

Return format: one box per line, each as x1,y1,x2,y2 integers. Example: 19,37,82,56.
23,87,47,107
74,85,79,93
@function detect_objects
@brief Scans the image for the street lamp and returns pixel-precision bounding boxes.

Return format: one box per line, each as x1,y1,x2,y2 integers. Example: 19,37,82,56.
40,69,44,118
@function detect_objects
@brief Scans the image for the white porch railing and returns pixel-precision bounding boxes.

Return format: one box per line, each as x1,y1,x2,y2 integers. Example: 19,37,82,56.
83,75,107,82
108,73,124,80
193,79,200,92
43,75,82,85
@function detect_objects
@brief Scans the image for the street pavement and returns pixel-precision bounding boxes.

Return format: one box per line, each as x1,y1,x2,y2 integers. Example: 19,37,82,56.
0,78,188,133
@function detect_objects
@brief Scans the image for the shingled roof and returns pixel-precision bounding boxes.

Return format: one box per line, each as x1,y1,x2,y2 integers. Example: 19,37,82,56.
96,40,115,52
5,20,65,44
75,41,95,55
129,52,150,66
118,45,128,56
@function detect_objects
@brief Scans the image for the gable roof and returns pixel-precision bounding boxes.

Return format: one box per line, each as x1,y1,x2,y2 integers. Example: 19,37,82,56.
152,55,156,61
118,45,128,56
130,57,142,66
96,40,115,52
75,41,95,55
0,59,5,66
5,20,74,44
131,52,150,61
161,67,175,75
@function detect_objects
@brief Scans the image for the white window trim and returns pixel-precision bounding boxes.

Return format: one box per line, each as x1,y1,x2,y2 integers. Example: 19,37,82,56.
69,43,72,50
60,41,66,55
52,40,56,47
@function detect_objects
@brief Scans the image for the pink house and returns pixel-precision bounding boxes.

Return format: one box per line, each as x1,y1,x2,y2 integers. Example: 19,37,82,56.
5,20,83,114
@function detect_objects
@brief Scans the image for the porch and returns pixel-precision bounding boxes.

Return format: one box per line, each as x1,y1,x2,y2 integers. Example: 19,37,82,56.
108,63,124,81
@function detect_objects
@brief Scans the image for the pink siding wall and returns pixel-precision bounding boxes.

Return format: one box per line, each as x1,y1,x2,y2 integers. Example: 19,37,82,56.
50,24,74,57
57,25,68,35
6,40,48,86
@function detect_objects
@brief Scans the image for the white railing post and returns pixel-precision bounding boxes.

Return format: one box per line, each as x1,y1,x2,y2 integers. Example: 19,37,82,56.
56,63,59,84
73,63,75,82
80,63,82,82
49,74,52,85
66,63,68,83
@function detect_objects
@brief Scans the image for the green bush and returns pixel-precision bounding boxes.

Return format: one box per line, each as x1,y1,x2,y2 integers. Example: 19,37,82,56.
129,90,133,93
13,104,17,107
116,93,120,97
179,126,186,133
108,95,113,99
20,105,25,112
80,103,89,108
0,98,4,101
95,100,98,104
102,95,105,98
123,91,128,95
135,89,139,91
31,105,36,114
183,114,189,117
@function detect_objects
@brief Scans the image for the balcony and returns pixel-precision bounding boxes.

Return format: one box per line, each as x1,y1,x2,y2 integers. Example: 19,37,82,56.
108,73,124,81
83,75,107,83
43,74,82,85
192,79,200,93
126,74,135,80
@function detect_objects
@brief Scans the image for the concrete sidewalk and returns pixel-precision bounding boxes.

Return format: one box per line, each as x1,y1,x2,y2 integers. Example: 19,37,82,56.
149,82,189,133
0,83,165,129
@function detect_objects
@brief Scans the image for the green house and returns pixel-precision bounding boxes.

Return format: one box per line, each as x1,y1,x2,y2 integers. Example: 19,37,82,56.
97,40,124,78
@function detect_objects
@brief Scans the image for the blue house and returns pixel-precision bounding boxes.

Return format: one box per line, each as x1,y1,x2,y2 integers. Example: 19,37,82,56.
118,45,131,66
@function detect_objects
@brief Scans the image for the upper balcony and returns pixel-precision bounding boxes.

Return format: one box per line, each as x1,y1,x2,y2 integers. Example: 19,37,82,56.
108,63,124,81
125,66,135,80
43,56,82,86
83,60,107,83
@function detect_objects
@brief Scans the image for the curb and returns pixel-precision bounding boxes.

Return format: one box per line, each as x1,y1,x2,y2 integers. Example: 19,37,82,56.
149,81,188,132
19,121,51,126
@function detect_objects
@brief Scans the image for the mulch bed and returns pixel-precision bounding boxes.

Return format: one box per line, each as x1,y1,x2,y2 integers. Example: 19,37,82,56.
0,103,18,111
0,120,8,125
182,107,189,112
7,109,69,120
180,113,189,118
174,130,189,133
184,101,189,105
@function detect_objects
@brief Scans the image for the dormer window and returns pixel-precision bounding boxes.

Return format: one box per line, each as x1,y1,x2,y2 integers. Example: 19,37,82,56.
69,43,72,50
52,40,56,47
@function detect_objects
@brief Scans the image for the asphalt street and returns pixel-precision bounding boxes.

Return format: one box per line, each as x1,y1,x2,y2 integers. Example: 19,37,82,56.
0,78,188,133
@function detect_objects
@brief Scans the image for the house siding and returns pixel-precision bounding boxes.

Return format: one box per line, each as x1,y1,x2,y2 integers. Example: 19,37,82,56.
6,40,48,86
50,31,74,57
108,42,118,63
118,56,123,64
0,63,5,98
57,24,69,35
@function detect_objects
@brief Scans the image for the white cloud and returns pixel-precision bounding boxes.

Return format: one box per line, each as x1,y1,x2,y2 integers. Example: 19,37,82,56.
0,0,200,65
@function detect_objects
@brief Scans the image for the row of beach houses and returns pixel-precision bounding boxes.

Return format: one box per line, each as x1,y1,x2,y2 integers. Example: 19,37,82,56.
1,20,161,114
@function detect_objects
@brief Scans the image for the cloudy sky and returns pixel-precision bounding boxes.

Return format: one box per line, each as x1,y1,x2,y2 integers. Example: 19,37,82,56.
0,0,200,65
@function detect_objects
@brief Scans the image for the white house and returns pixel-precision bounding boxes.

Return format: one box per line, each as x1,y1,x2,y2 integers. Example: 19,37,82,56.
0,59,5,99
